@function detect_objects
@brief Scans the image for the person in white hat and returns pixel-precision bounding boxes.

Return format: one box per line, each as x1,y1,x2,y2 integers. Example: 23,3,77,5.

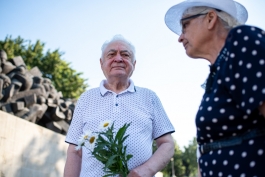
165,0,265,176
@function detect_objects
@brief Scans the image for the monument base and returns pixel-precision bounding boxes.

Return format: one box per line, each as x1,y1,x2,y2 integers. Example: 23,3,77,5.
0,111,68,177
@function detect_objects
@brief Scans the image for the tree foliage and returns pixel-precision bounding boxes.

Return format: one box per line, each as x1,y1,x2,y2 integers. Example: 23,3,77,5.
0,36,88,98
161,141,185,177
181,137,198,177
155,137,198,177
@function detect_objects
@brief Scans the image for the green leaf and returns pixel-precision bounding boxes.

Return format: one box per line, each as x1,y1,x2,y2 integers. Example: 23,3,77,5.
121,134,129,143
103,173,118,177
85,122,132,176
126,154,133,160
93,154,108,162
115,123,131,143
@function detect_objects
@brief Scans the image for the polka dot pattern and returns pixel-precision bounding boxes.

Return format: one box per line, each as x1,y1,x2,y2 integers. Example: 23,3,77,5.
66,80,174,176
198,137,265,176
196,25,265,176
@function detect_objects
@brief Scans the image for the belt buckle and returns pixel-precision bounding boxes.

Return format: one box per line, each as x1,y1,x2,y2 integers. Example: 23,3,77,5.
200,145,204,154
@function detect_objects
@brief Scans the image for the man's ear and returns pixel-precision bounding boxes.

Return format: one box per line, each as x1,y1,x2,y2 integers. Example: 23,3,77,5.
100,58,103,66
207,11,218,30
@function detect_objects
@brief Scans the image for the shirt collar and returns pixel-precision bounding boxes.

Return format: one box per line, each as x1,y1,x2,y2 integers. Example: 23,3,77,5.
99,79,136,96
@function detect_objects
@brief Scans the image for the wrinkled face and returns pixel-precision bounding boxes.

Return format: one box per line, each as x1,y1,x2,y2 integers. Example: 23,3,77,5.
178,13,208,58
100,41,136,81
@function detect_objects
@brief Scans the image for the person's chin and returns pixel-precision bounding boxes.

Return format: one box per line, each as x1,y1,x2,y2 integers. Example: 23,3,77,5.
110,71,127,77
186,49,194,58
112,69,125,73
185,49,198,59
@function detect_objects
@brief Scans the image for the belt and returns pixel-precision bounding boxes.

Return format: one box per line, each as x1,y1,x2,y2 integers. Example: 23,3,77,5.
199,127,265,155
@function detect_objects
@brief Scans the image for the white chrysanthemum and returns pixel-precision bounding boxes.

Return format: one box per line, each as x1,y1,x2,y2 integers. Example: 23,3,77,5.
75,138,85,151
85,133,98,151
75,145,82,151
75,130,93,151
77,136,85,146
82,130,92,140
99,120,113,130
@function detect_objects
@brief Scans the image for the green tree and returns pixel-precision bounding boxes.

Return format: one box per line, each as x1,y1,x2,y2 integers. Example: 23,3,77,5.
156,138,198,177
161,142,185,177
0,36,88,98
181,137,198,177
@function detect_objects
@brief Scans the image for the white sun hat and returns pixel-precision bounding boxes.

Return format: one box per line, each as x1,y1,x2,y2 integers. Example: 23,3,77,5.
165,0,248,35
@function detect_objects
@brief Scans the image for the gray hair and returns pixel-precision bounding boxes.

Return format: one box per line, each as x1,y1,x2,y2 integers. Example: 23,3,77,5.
101,34,136,61
183,6,242,31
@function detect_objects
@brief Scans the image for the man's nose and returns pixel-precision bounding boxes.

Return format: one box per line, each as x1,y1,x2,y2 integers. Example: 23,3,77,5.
178,33,184,43
113,54,123,62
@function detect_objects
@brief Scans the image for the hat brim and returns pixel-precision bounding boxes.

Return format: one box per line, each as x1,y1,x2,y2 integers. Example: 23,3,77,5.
165,0,248,35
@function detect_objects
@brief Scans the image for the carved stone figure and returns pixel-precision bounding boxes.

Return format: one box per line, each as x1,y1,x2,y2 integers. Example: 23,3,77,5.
0,50,76,134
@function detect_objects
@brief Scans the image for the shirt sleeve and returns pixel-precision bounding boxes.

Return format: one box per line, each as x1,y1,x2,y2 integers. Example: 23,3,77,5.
224,25,265,114
65,92,87,145
151,92,175,139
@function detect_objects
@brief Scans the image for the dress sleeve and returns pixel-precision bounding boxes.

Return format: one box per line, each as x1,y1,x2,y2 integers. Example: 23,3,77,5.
223,25,265,114
151,92,175,139
65,92,87,145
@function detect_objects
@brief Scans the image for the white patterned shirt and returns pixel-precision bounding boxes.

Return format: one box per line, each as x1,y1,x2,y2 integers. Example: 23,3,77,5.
65,80,175,177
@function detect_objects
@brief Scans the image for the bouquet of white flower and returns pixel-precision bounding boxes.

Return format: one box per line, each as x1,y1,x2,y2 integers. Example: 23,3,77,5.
76,120,133,177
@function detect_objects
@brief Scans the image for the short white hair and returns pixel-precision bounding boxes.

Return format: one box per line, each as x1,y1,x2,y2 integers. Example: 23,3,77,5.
183,6,242,31
101,34,136,61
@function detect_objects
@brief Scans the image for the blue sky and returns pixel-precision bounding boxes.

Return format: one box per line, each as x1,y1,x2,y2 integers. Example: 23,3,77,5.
1,0,265,149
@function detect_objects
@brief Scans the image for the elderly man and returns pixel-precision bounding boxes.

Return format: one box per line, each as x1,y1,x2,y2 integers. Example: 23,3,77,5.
64,35,175,177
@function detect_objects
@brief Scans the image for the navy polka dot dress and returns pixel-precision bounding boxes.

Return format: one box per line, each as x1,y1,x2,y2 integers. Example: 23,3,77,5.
196,25,265,177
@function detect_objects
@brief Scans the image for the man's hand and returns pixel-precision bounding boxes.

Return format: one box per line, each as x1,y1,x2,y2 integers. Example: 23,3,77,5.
127,165,154,177
126,134,174,177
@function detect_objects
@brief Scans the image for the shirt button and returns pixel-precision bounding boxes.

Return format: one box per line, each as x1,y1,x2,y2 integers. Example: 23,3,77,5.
115,103,118,106
116,95,119,97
